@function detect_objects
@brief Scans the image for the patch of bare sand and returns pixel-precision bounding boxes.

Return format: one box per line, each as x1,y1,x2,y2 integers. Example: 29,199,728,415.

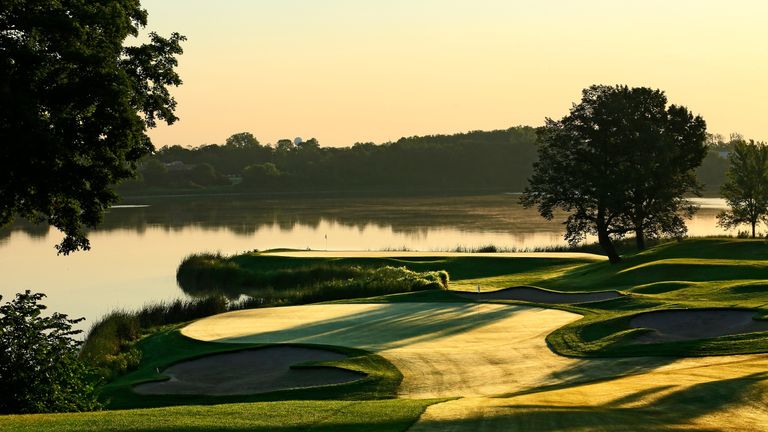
457,286,621,304
133,346,363,396
631,309,768,343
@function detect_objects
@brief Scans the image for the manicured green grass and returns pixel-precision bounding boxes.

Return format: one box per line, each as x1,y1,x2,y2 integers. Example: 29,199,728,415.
0,399,439,432
99,328,404,410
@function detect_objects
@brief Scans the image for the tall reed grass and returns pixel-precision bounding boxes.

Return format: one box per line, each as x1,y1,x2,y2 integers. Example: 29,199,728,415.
80,297,227,380
177,254,448,300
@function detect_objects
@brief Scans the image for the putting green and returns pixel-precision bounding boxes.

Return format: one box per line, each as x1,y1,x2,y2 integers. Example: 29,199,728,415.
183,303,586,398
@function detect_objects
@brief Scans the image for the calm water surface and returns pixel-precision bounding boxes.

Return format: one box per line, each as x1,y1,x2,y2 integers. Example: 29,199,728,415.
0,194,734,331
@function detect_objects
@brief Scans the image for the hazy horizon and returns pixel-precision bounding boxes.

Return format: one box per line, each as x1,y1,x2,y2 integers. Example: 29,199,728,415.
140,0,768,148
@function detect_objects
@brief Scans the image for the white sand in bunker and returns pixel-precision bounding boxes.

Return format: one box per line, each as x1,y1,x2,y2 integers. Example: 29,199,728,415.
457,286,621,304
631,309,768,343
133,346,364,396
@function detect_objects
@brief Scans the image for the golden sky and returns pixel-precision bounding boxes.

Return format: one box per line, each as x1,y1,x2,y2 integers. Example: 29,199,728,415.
141,0,768,148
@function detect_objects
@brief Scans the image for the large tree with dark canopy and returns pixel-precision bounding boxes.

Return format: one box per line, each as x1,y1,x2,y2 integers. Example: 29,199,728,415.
0,0,185,254
522,85,707,263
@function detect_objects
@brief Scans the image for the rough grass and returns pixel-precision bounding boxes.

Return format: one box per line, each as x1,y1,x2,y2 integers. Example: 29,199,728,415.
177,256,449,302
0,399,439,432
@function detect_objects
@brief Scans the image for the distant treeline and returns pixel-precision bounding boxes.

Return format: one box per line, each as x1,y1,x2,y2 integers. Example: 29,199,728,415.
117,127,740,197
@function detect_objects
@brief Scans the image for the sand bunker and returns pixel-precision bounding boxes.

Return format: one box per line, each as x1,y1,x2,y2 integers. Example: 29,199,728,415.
631,309,768,343
458,286,621,304
133,346,364,396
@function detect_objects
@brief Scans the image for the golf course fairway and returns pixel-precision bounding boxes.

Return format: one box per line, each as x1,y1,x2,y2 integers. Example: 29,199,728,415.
182,302,768,430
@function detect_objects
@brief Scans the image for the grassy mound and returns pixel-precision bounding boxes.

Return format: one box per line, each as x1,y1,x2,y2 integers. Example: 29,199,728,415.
526,238,768,357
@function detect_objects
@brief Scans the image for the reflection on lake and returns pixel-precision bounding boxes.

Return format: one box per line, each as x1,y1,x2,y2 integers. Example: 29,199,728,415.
0,194,734,331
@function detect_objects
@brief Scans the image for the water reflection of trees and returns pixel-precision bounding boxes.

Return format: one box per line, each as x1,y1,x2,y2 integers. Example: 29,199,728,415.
3,195,560,239
1,195,730,245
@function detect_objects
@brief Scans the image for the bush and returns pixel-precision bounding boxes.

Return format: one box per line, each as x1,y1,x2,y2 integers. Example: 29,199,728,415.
0,291,100,413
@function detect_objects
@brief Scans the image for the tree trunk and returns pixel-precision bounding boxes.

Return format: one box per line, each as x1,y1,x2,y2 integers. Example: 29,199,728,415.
597,219,621,264
752,221,757,238
635,226,646,250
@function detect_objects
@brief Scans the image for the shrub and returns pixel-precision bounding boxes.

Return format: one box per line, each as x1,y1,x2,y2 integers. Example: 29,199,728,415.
0,291,100,413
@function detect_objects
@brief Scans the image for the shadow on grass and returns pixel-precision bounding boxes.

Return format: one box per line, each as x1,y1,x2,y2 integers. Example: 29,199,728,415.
422,372,768,431
496,355,681,400
215,302,526,350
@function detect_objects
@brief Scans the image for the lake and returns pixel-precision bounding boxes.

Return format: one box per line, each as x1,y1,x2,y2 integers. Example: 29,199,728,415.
0,194,734,332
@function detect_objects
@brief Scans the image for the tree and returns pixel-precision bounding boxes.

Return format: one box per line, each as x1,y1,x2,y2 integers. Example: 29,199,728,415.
275,139,296,153
0,291,99,414
522,85,707,263
621,104,707,249
225,132,260,149
718,140,768,238
0,1,185,254
242,162,282,187
189,163,228,187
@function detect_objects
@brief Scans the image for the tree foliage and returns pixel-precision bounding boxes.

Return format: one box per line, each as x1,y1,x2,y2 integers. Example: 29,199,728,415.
0,0,185,254
522,85,707,263
0,291,99,414
718,140,768,238
132,128,539,194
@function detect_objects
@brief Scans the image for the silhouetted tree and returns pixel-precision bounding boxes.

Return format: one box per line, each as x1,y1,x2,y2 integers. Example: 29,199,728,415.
0,1,185,254
621,103,707,249
718,140,768,238
522,85,707,262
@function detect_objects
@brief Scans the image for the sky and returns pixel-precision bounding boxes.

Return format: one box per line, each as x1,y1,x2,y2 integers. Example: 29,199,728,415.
140,0,768,148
